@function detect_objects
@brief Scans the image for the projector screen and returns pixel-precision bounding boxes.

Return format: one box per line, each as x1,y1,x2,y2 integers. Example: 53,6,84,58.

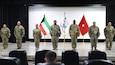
29,5,106,39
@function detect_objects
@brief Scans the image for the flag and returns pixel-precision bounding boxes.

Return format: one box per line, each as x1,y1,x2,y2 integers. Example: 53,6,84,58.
39,15,50,35
79,15,89,36
60,12,68,49
60,12,68,33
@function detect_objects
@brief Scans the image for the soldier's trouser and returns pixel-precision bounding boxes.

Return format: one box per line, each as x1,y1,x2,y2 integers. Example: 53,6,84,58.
51,36,58,49
106,38,113,49
2,37,9,49
16,37,22,49
71,37,77,49
90,37,98,48
34,38,40,48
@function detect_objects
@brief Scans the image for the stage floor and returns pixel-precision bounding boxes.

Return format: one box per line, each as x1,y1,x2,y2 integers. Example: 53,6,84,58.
0,41,115,61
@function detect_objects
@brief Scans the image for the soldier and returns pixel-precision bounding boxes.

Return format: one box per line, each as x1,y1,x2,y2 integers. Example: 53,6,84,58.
104,22,115,50
14,21,25,49
1,24,11,49
33,24,42,50
50,20,61,50
88,21,100,50
69,20,80,50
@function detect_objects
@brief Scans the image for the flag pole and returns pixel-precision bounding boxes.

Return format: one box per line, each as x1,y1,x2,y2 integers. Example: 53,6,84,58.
63,32,66,49
44,35,46,46
82,35,85,46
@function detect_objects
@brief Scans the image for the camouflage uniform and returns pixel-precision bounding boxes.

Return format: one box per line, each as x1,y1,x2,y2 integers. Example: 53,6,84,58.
33,28,42,49
104,26,115,50
50,24,61,50
14,25,25,49
88,25,100,50
69,24,80,49
1,27,11,49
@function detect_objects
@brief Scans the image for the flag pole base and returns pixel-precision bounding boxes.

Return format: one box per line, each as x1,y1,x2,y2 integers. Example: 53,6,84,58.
63,34,66,49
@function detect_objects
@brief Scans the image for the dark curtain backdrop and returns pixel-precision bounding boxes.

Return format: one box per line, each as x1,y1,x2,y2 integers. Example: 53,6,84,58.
0,5,28,43
106,5,115,25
